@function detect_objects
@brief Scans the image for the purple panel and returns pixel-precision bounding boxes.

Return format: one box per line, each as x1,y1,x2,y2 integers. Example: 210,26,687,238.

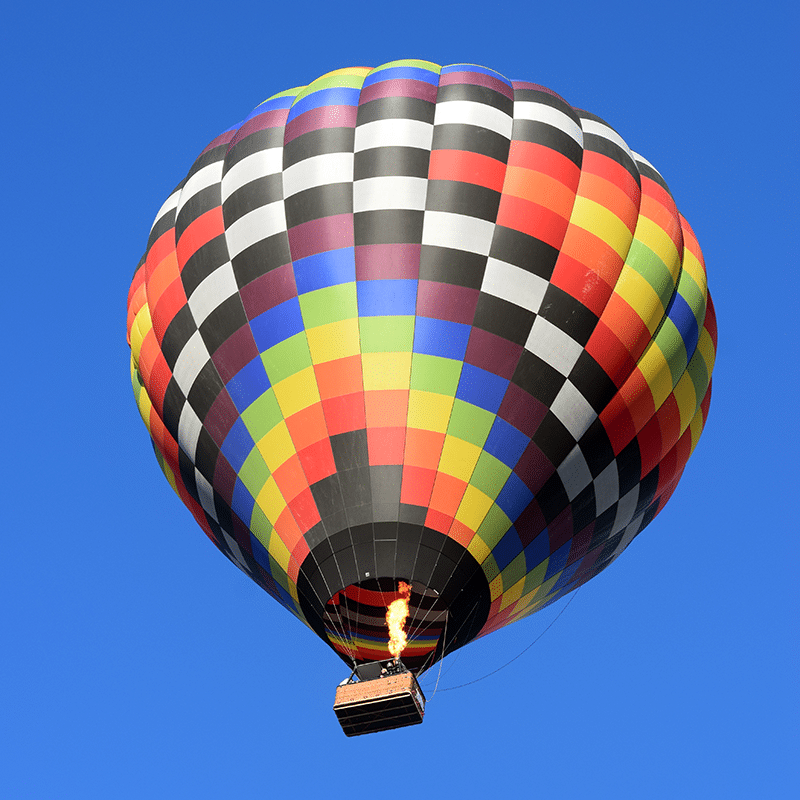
284,105,359,142
465,328,522,379
213,325,260,383
287,216,353,260
416,280,478,324
566,522,593,566
355,244,421,280
514,440,555,494
213,453,238,506
439,70,513,98
498,384,548,438
515,500,547,547
204,389,240,447
548,505,573,551
359,79,438,104
230,108,291,144
240,263,297,319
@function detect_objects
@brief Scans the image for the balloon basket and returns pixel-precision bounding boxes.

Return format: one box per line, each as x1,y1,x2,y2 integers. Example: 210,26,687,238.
333,660,425,736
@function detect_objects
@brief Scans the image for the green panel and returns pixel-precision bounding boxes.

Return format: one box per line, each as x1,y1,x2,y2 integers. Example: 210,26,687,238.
249,501,274,548
241,388,284,442
499,552,527,590
476,503,513,548
626,239,677,308
654,318,689,386
523,559,549,593
479,551,500,583
447,399,494,447
299,283,358,327
470,451,512,498
359,316,414,353
261,333,312,384
410,353,462,395
238,448,271,498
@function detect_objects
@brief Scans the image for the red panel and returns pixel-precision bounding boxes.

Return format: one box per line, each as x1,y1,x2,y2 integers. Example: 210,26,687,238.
428,149,506,192
322,393,366,435
297,439,336,484
315,355,363,399
367,427,406,465
400,466,437,506
176,206,224,266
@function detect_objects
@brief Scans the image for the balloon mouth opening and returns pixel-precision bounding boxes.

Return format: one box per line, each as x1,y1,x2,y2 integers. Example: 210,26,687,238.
323,578,448,673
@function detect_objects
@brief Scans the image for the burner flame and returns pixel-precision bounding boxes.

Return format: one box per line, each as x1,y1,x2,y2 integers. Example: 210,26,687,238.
386,581,412,660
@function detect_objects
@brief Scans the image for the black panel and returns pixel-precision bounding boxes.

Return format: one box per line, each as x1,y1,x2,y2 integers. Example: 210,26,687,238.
473,293,535,345
354,146,430,180
533,411,576,471
356,96,436,126
309,474,346,519
199,294,248,354
354,210,424,246
194,427,220,484
569,350,618,415
425,180,502,223
616,438,643,497
222,173,283,222
161,378,186,441
222,127,285,170
160,305,198,370
432,124,510,162
536,471,570,524
284,183,353,227
231,232,292,286
187,361,225,421
512,349,567,406
175,185,220,239
181,236,229,297
436,81,513,112
419,245,486,289
510,119,583,166
538,284,599,347
489,224,560,279
330,430,370,472
283,127,355,168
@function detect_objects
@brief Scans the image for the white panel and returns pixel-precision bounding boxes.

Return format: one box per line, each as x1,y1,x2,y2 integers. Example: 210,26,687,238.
187,262,239,324
557,444,593,501
177,403,203,461
222,148,283,198
421,210,495,255
225,201,287,258
149,189,181,235
550,380,597,440
524,316,584,376
354,118,434,151
593,461,620,515
433,100,513,139
282,152,353,197
353,176,428,212
514,102,583,145
612,485,640,534
172,330,209,395
581,118,635,163
195,470,218,522
222,531,253,574
481,258,548,313
177,162,223,212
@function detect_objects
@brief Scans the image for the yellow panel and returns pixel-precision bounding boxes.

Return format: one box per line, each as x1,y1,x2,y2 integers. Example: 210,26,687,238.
697,327,716,375
688,404,705,454
634,216,681,280
680,247,707,294
438,435,482,481
407,390,454,433
467,534,491,564
272,366,320,417
362,352,412,391
129,305,150,361
306,318,361,363
613,266,664,335
255,476,287,524
571,196,633,260
455,485,494,531
267,530,291,574
256,421,296,472
671,371,698,430
637,342,674,408
499,577,525,611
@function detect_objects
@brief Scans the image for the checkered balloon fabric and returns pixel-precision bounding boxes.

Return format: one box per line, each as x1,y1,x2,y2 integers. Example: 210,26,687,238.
127,60,716,670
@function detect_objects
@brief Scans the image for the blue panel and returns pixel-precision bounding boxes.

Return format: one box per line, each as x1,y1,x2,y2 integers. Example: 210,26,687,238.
232,477,256,523
484,417,530,468
287,87,361,122
666,291,700,359
249,531,273,573
243,92,298,123
495,472,534,521
357,279,417,316
362,66,440,88
544,540,571,580
221,418,255,472
493,528,523,571
456,363,509,413
548,560,580,593
226,356,271,412
524,529,550,570
413,316,470,360
293,248,355,294
250,297,304,352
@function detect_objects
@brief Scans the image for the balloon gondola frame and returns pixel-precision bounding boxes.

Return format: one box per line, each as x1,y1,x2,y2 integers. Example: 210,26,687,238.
333,660,425,736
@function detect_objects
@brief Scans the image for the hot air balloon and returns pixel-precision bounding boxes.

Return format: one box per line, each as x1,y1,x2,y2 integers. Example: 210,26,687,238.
127,60,716,735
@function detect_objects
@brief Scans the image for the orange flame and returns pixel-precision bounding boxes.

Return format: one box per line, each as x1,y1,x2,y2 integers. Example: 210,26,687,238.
386,581,412,660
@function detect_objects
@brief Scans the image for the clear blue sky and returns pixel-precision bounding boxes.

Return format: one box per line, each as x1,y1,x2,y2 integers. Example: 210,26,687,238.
3,1,796,797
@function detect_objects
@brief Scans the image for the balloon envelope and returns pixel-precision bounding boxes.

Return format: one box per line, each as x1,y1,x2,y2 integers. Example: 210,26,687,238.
127,60,716,672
